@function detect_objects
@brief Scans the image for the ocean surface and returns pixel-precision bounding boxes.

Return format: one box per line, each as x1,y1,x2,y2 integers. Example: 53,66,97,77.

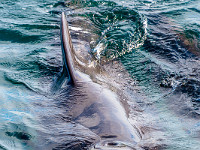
0,0,200,149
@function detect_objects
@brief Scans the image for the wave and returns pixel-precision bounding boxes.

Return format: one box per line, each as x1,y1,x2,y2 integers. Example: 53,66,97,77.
66,0,147,62
5,131,31,141
17,24,59,30
0,29,42,43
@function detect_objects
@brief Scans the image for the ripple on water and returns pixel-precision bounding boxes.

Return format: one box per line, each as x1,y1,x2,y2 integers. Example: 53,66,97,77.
66,0,147,63
5,132,32,141
0,0,200,149
0,29,42,43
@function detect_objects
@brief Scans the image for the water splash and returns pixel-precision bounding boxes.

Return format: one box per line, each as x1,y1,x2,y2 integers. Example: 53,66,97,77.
66,0,147,62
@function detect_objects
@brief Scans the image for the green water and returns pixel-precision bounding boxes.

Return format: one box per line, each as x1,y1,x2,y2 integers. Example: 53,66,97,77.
0,0,200,149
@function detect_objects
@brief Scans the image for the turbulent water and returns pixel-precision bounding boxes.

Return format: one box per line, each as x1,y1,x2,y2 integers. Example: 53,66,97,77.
0,0,200,149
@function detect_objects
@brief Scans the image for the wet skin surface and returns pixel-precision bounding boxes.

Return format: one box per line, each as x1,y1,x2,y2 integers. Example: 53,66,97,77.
60,12,141,149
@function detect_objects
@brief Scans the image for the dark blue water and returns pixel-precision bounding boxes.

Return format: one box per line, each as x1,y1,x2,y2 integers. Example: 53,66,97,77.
0,0,200,149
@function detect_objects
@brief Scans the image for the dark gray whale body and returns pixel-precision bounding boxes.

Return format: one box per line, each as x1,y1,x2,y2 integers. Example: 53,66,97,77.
60,12,141,149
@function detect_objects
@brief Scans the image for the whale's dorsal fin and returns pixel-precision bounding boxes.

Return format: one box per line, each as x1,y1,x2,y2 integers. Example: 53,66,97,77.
61,12,77,85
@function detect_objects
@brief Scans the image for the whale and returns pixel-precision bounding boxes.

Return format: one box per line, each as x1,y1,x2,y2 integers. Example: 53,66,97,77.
60,12,142,149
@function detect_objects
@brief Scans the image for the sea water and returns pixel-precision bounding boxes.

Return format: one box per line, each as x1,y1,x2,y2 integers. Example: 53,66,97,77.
0,0,199,149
